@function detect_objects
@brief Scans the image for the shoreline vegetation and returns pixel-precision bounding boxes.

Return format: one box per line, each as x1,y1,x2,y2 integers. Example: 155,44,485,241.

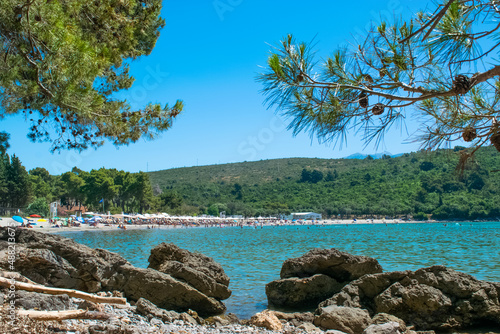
2,147,500,224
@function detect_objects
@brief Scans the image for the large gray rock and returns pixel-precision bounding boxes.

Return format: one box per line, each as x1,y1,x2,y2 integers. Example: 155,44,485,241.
135,297,181,322
0,228,227,316
266,274,344,308
15,290,72,311
314,305,371,334
149,243,229,285
319,266,500,331
281,248,383,281
148,243,231,300
120,265,226,315
266,248,383,310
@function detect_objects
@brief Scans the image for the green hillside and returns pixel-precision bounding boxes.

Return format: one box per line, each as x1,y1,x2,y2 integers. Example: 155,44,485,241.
148,147,500,220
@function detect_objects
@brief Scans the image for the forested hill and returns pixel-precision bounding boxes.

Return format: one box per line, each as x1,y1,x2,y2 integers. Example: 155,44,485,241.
148,147,500,220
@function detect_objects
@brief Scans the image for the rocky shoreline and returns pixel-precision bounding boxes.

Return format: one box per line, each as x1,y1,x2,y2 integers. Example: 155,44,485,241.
0,227,499,334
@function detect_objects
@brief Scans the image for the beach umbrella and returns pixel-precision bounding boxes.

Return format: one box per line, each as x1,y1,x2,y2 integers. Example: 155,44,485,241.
12,216,23,223
29,214,42,218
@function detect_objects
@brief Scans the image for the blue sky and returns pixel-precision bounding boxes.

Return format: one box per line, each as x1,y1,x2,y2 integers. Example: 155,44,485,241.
1,0,426,175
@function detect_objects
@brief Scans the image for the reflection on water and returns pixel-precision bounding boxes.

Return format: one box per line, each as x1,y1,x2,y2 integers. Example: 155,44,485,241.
57,222,500,319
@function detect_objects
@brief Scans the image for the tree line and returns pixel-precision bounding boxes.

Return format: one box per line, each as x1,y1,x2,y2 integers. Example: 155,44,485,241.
0,150,164,216
1,146,499,220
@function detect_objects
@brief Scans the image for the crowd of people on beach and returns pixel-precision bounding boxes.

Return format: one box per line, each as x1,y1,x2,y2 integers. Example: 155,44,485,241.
3,212,422,231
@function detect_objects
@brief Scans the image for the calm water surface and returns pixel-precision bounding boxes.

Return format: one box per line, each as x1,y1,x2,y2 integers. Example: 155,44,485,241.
57,222,500,319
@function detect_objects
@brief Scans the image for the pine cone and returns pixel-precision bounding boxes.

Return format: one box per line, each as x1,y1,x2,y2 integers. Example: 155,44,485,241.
491,132,500,152
462,127,477,142
296,73,304,83
372,103,385,115
363,74,373,83
453,75,471,95
359,92,368,108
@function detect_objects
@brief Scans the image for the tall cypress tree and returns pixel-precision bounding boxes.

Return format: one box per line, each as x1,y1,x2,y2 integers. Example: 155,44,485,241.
0,154,9,207
6,154,31,208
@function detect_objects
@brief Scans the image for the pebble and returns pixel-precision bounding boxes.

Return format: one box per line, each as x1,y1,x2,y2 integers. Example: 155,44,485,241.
12,296,313,334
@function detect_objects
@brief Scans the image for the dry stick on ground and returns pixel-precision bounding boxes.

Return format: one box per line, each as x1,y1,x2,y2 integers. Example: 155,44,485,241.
0,277,127,305
17,309,111,321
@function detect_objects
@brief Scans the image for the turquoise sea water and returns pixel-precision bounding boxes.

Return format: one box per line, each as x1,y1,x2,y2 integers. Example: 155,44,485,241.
57,222,500,319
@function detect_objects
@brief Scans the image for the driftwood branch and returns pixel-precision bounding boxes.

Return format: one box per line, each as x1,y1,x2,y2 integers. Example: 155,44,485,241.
18,309,111,321
0,277,127,305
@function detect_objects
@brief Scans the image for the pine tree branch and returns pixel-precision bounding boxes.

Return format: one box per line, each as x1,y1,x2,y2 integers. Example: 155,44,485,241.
399,0,455,44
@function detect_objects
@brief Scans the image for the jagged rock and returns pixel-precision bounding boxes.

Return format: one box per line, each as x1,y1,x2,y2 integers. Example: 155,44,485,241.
148,243,231,300
180,312,199,325
135,297,181,322
314,305,372,334
266,274,344,308
10,248,81,289
0,230,128,293
115,264,226,315
319,266,500,331
273,310,315,321
363,322,402,334
280,248,383,281
371,313,407,333
154,260,231,300
14,290,72,311
272,311,315,327
249,309,283,331
267,248,383,310
0,228,227,316
299,322,323,333
204,313,240,326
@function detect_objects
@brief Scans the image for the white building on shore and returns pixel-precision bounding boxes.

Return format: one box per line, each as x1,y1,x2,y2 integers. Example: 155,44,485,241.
287,212,322,220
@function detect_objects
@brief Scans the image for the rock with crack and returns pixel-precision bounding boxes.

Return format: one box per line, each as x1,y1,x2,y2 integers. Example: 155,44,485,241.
266,248,383,309
318,266,500,331
148,243,231,300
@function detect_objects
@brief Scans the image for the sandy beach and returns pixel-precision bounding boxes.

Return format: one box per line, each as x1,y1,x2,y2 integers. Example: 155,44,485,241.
0,216,433,234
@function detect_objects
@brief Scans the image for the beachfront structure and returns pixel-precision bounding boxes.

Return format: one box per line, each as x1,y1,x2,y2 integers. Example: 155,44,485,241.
288,212,322,220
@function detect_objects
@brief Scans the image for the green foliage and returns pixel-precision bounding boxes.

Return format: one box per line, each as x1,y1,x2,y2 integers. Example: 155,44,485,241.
300,168,323,183
25,197,49,217
0,132,9,155
29,167,54,201
4,146,500,221
6,154,31,207
148,147,500,220
413,212,429,221
0,0,182,151
160,191,183,210
207,204,219,217
420,161,435,171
